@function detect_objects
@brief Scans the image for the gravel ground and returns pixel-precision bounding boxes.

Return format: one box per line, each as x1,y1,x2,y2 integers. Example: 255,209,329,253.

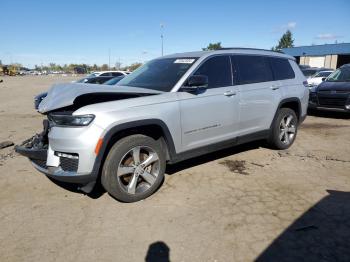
0,76,350,262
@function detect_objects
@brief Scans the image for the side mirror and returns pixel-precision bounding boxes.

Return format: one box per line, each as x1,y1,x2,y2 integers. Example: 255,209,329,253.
188,75,208,87
321,77,326,81
182,75,208,92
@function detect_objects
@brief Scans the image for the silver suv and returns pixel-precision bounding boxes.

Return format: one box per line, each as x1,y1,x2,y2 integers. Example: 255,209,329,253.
16,48,308,202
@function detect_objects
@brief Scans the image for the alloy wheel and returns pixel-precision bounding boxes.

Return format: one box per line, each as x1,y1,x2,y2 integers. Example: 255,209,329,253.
117,146,160,195
279,114,296,145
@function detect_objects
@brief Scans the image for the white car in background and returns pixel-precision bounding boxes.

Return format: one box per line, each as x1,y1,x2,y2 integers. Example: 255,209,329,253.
307,70,334,88
88,71,130,77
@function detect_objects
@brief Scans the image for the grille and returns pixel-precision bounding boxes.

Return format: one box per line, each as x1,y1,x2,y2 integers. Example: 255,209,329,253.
318,96,347,108
60,157,79,172
31,159,47,169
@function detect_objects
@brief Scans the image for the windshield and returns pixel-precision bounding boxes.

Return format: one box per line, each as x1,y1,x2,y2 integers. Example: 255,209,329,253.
326,67,350,82
313,71,332,78
116,57,197,91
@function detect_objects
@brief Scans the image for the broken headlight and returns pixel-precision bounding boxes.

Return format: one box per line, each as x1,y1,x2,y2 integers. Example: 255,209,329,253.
48,114,95,127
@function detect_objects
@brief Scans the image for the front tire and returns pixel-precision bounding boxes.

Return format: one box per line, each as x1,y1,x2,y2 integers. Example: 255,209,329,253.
101,134,166,202
269,108,298,150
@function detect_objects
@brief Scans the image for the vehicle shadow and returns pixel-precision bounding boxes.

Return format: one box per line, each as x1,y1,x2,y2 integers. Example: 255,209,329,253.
166,140,265,175
308,109,350,119
255,190,350,261
48,177,106,199
145,241,170,262
47,140,266,199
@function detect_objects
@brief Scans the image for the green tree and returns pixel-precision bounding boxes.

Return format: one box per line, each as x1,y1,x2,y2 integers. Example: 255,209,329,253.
272,30,294,51
202,42,222,51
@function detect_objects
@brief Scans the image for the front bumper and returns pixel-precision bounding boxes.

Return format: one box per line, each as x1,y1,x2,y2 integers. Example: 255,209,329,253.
309,92,350,112
15,120,102,192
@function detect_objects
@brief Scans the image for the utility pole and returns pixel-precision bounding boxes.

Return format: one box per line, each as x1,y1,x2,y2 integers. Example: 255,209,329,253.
108,48,111,70
160,23,164,56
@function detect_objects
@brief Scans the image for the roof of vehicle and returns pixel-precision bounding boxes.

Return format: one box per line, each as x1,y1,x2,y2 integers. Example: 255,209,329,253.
162,48,295,60
340,63,350,68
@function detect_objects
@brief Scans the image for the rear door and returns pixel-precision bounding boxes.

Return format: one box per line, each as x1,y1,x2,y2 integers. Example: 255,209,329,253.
178,55,240,151
232,55,281,134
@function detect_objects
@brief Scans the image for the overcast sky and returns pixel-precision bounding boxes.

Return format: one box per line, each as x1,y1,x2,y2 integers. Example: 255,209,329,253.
1,0,349,68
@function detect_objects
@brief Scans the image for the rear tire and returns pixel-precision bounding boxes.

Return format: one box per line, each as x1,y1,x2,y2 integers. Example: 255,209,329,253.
101,134,166,202
268,108,298,150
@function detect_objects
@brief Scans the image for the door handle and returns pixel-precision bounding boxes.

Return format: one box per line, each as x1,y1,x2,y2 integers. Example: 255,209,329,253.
270,85,280,90
224,90,237,96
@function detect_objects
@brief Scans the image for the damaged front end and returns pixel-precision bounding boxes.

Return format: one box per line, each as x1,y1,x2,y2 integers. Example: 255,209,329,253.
15,83,164,193
15,120,49,171
15,119,97,193
15,119,94,192
15,84,161,193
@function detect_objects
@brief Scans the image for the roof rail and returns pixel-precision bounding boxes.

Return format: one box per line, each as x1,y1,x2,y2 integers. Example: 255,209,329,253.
218,47,284,53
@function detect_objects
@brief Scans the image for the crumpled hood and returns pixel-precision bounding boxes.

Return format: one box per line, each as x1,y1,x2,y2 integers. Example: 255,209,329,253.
38,83,164,113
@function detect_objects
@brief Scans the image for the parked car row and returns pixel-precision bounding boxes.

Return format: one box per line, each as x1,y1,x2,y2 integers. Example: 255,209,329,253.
75,74,126,85
308,64,350,112
301,67,333,78
298,63,350,113
87,70,130,77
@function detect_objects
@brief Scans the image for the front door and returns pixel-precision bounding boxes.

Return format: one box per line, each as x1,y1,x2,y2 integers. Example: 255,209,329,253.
178,55,239,152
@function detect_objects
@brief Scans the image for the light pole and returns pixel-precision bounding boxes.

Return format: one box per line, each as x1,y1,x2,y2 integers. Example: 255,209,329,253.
108,48,111,70
160,23,164,56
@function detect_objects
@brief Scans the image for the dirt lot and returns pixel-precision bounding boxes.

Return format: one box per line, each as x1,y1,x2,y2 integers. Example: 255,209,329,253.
0,76,350,262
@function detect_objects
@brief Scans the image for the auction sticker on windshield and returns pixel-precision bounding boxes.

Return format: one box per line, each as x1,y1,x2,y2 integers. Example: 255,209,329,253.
174,59,195,64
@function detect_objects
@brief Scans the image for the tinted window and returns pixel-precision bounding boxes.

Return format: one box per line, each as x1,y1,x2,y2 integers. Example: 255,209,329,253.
111,72,123,76
100,73,110,76
234,55,273,84
269,57,295,80
194,56,232,88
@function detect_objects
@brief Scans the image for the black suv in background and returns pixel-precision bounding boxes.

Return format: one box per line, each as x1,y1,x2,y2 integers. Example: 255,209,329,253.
309,64,350,112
